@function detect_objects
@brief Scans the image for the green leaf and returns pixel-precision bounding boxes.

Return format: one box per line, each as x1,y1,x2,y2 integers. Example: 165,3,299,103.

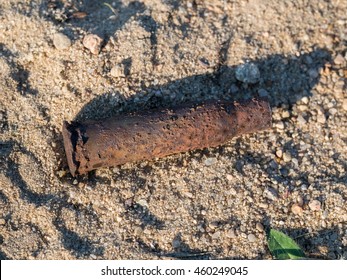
267,229,305,260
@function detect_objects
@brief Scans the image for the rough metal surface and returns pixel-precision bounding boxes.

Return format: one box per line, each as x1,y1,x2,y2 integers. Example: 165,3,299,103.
63,99,271,176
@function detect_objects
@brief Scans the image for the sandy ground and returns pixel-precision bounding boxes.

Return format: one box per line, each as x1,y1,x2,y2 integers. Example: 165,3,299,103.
0,0,346,260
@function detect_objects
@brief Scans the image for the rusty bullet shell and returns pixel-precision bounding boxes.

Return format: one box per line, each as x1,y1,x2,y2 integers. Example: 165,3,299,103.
62,98,271,176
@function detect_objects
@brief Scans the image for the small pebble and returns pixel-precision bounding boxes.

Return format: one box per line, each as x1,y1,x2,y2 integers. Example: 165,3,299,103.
212,231,221,239
291,158,299,166
53,33,71,50
291,204,303,215
275,121,284,130
258,89,269,97
226,229,236,238
0,218,5,225
301,97,309,104
275,149,283,158
322,210,329,219
297,105,308,112
297,196,304,206
209,221,219,229
317,114,326,124
334,54,345,65
204,157,217,166
247,233,257,242
255,222,264,232
308,69,319,79
235,63,260,84
83,34,103,55
172,238,181,249
283,152,292,163
282,110,290,118
264,187,279,201
57,170,67,178
197,225,205,232
110,65,124,77
297,114,306,125
342,99,347,111
329,108,337,115
137,199,148,207
308,199,321,211
116,216,122,222
72,179,78,185
259,203,269,209
226,174,233,181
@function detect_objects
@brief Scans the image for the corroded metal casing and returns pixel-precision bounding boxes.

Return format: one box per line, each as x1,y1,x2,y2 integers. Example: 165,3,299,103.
62,98,271,176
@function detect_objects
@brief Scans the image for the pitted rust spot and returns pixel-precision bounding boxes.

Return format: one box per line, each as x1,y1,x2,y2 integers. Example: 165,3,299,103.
62,98,272,176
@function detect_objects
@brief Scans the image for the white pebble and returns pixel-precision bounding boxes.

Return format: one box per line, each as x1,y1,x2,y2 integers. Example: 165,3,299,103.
301,96,309,104
308,200,321,211
137,199,148,207
317,114,326,124
334,54,345,65
342,99,347,111
247,233,257,242
275,121,285,130
83,34,103,55
53,33,71,50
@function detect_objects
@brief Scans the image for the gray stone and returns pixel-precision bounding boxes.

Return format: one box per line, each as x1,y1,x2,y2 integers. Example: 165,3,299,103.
204,157,217,166
235,63,260,84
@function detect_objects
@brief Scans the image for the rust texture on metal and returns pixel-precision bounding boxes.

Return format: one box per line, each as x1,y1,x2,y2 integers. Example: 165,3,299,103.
62,98,272,176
